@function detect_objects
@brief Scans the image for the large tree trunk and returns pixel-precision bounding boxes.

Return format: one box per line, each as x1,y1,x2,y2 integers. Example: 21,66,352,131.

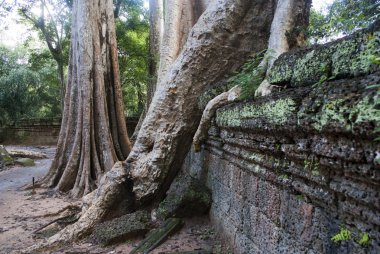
132,0,276,202
131,0,165,140
147,0,164,106
39,0,132,198
255,0,311,96
132,0,209,140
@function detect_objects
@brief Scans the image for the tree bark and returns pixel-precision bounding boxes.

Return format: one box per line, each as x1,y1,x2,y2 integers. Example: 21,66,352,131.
147,0,164,106
156,0,208,86
255,0,311,96
39,0,132,198
131,0,165,141
193,85,241,151
132,0,209,140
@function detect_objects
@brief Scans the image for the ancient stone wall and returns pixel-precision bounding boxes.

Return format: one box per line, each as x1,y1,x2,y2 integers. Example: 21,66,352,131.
0,117,138,145
183,23,380,253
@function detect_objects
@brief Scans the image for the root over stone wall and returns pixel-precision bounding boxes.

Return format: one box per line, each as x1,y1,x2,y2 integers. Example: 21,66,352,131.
183,23,380,254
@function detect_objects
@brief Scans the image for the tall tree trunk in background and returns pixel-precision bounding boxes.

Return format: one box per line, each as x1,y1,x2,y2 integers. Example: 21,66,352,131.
156,0,208,86
39,0,132,198
20,0,69,112
132,0,208,139
57,61,66,110
147,0,164,106
131,0,164,140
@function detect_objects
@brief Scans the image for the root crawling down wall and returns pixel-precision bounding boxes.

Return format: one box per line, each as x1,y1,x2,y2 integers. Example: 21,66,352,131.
183,23,380,253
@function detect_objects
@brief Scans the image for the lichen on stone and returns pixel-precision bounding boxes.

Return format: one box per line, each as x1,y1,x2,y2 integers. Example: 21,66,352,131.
300,95,380,132
267,52,297,84
216,98,297,128
268,25,379,87
332,31,380,77
292,47,332,86
240,150,264,164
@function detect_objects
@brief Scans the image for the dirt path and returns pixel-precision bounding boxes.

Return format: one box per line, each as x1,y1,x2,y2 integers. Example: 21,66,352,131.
0,146,215,254
0,146,55,191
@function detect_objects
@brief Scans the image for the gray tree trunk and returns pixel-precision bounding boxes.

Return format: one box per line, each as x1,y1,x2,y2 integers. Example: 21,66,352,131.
147,0,164,106
132,0,208,140
39,0,132,198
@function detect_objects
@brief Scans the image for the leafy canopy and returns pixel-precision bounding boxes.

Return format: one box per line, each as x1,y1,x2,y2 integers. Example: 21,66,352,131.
308,0,380,43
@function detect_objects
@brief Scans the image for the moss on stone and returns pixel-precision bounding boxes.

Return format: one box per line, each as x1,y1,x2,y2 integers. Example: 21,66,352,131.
332,31,380,77
292,47,332,86
15,158,35,167
300,95,380,132
216,98,297,128
267,53,297,84
157,173,211,220
268,25,379,87
130,218,184,254
92,210,151,246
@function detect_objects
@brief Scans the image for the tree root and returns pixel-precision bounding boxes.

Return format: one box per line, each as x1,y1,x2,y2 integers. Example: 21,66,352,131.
193,85,241,151
30,204,81,219
255,79,273,97
33,213,80,234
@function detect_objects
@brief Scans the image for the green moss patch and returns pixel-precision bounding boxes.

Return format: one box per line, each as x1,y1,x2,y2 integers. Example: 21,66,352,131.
216,98,297,128
92,210,151,246
268,25,380,86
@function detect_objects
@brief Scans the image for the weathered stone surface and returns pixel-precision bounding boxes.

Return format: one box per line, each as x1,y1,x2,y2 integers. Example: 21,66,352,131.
15,158,35,167
8,149,47,159
184,32,380,253
267,20,380,86
165,251,212,254
92,210,151,246
157,172,211,220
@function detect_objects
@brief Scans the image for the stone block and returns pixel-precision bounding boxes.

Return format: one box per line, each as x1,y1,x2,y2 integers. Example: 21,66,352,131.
15,158,35,167
92,210,151,246
157,172,211,220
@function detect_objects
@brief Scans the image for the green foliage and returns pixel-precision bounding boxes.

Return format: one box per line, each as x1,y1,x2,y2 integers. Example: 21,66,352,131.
308,0,380,43
331,228,352,243
357,232,371,246
1,0,151,125
0,45,61,125
116,0,149,117
303,156,320,173
228,51,266,100
17,0,72,69
331,228,371,247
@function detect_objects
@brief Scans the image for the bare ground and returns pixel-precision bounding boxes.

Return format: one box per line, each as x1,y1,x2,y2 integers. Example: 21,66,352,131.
0,146,215,254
